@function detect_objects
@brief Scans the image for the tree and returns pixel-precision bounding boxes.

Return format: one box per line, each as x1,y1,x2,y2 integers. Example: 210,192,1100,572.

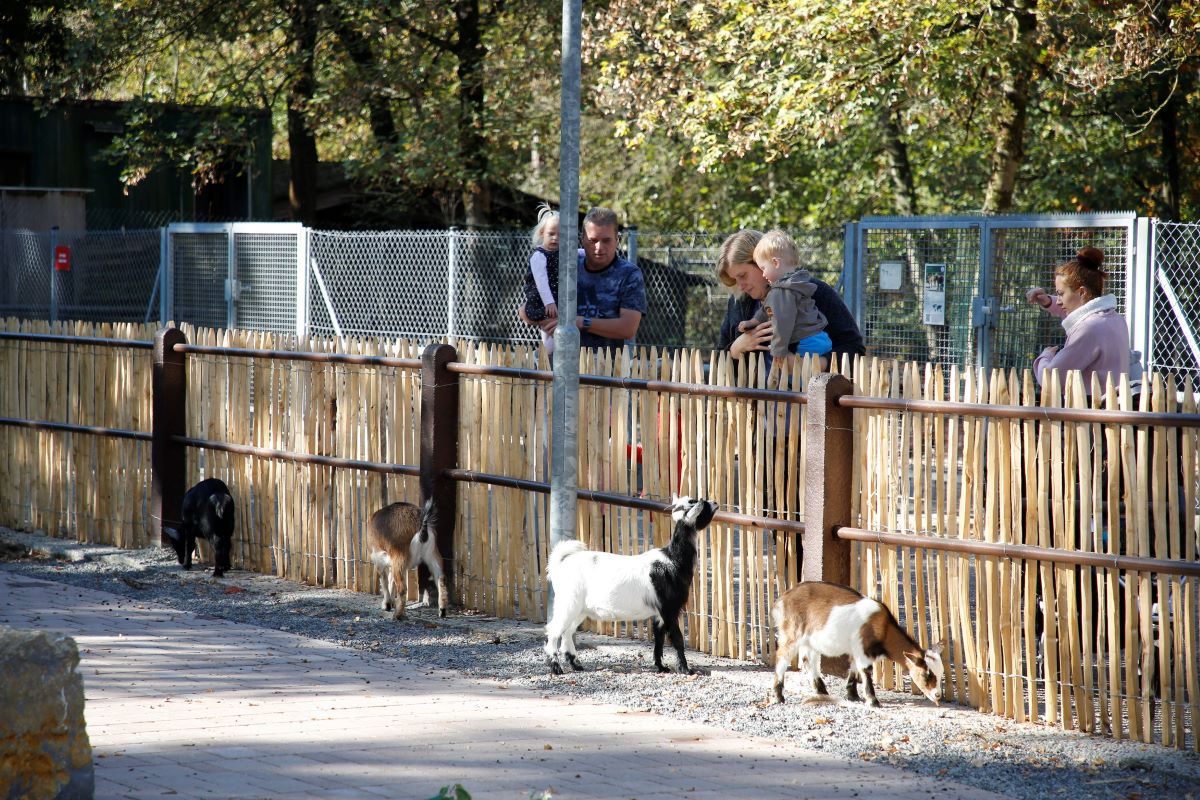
586,0,1199,224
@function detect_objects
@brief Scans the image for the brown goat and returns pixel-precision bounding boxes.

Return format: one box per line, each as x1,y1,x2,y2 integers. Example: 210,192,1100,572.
366,499,448,619
772,581,943,707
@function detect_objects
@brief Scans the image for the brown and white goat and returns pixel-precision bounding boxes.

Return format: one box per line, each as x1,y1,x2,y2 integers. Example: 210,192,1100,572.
772,581,944,707
366,499,448,620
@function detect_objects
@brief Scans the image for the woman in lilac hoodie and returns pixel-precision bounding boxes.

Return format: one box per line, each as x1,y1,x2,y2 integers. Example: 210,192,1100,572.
1026,246,1130,392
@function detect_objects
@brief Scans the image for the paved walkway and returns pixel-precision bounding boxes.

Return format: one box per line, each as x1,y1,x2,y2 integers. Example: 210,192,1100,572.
1,571,1008,800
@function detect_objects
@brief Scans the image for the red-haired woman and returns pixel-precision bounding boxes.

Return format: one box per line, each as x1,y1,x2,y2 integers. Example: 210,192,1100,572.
1026,246,1131,392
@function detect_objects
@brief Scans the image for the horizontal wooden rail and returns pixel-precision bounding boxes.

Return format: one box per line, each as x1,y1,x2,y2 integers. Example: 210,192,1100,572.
447,361,808,403
0,331,153,350
0,416,151,441
173,435,420,477
444,468,805,534
174,342,422,370
836,527,1200,577
839,394,1200,427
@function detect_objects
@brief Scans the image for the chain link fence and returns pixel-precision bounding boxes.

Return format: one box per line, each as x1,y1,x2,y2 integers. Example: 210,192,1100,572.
0,228,160,322
1151,221,1200,385
3,219,1197,384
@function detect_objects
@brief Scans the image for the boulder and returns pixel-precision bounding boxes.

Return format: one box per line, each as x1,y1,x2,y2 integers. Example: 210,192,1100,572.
0,627,93,799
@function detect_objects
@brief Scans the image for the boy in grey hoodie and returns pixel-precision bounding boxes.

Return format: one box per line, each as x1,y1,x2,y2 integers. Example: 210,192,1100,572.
737,229,832,366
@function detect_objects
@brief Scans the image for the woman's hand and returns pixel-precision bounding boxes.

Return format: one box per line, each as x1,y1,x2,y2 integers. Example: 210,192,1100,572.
1026,287,1051,309
730,320,773,359
545,302,558,319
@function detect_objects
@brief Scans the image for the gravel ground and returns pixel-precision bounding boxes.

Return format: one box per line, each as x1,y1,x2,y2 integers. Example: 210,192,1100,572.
2,527,1198,800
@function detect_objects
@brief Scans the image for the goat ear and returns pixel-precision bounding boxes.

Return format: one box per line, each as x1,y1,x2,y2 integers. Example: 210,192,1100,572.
927,641,944,657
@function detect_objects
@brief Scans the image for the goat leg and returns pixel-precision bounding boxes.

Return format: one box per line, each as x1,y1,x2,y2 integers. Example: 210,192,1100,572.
860,665,881,708
666,621,692,674
843,669,859,702
652,621,670,673
772,649,790,704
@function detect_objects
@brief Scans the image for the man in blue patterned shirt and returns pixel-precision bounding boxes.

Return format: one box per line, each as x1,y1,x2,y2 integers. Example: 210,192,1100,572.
524,206,647,351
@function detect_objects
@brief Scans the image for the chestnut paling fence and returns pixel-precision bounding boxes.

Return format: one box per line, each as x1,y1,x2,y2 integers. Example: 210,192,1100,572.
0,317,1196,750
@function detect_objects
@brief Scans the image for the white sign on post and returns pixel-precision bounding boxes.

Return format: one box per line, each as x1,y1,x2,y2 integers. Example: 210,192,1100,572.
879,260,902,291
923,263,946,326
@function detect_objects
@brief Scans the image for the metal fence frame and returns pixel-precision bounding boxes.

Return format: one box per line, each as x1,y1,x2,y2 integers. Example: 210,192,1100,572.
843,212,1143,372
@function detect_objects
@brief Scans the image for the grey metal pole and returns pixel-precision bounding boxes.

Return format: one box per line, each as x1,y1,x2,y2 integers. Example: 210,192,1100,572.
549,0,582,570
49,226,59,323
447,227,459,338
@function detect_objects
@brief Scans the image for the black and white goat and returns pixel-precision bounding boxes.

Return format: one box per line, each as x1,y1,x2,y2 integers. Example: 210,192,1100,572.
367,499,448,620
543,495,718,675
772,581,944,707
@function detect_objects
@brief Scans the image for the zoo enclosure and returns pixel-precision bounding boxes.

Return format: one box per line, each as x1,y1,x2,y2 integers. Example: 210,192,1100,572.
0,319,1197,750
2,216,1198,382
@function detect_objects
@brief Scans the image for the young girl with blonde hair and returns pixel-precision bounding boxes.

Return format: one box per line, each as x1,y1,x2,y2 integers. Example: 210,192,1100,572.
522,203,560,354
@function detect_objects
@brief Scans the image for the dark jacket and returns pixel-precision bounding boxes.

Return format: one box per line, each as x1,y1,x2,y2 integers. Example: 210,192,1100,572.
718,278,865,359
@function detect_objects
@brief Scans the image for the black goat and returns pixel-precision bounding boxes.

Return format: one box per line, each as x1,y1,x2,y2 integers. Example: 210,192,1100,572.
166,478,235,577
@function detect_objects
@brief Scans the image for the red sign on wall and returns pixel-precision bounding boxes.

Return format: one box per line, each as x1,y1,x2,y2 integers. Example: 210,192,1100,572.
54,245,71,272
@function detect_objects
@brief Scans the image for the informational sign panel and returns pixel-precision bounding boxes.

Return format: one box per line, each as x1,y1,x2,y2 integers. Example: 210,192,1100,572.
54,245,71,271
923,262,946,325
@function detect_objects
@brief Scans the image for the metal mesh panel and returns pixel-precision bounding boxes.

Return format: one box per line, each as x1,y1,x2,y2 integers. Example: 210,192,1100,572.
0,230,49,318
1151,221,1200,385
451,232,538,343
56,229,160,322
861,226,980,365
171,232,229,329
233,232,297,333
309,230,452,340
988,225,1130,374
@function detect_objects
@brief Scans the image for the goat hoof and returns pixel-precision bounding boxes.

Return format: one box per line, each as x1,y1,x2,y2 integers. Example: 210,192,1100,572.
868,699,881,708
549,661,564,675
656,665,671,674
438,608,447,618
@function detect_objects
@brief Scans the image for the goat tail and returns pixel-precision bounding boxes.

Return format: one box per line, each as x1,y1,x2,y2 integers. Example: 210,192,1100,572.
547,539,588,578
418,498,437,544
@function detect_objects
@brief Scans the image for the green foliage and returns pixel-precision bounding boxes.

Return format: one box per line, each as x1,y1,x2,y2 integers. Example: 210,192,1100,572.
427,785,471,800
587,0,1200,226
7,0,1197,226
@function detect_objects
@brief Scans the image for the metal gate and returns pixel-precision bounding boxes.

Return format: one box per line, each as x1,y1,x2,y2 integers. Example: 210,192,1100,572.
1146,221,1200,386
162,222,308,334
843,213,1140,373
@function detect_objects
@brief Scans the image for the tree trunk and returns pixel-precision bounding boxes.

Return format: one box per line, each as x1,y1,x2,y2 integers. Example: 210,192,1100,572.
455,0,490,228
1152,0,1181,221
333,16,398,149
286,1,321,225
881,105,919,216
982,0,1038,214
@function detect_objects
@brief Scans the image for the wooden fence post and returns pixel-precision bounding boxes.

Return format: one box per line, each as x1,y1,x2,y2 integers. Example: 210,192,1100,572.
421,342,459,600
803,372,854,585
152,327,187,546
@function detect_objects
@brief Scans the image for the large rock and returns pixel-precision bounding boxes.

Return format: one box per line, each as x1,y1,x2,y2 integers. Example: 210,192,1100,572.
0,627,93,799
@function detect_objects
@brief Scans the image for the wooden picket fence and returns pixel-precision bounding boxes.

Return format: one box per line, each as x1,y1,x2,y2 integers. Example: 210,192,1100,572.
0,319,157,547
0,318,1196,750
